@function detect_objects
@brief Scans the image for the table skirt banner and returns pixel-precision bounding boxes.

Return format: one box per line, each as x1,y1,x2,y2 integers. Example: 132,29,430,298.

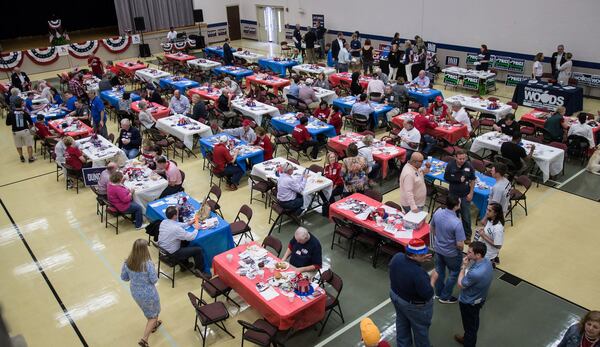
258,58,299,77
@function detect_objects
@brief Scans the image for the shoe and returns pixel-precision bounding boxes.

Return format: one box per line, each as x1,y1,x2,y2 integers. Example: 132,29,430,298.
311,156,322,162
454,334,464,345
20,156,25,163
439,296,458,304
135,223,149,230
191,268,211,278
151,320,162,333
289,214,302,225
28,157,36,163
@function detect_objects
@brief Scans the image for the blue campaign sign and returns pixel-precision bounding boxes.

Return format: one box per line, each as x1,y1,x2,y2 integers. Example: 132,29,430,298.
82,167,106,186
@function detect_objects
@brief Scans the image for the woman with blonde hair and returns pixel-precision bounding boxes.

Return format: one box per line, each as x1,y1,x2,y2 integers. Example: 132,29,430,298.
557,311,600,347
532,52,544,81
121,239,161,347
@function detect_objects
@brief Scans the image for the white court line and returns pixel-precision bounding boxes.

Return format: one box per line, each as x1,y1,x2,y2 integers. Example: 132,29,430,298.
556,168,587,189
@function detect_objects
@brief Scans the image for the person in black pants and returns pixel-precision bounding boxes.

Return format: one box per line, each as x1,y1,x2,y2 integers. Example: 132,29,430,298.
223,37,234,66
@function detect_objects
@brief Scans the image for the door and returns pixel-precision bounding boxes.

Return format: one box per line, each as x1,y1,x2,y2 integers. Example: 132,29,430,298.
274,7,286,44
256,6,267,42
226,5,241,40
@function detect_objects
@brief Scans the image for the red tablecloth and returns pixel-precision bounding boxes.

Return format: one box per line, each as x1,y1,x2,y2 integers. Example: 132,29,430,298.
328,132,406,178
188,87,222,103
115,62,147,76
392,112,469,145
329,193,430,248
328,72,373,89
131,101,171,120
165,53,196,62
245,75,291,94
213,242,326,331
521,110,600,136
48,118,93,138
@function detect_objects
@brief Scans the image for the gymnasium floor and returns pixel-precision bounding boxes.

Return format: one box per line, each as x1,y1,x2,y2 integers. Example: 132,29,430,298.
0,39,598,347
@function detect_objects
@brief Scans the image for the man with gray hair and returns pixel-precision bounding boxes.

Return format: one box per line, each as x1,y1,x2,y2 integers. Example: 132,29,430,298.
282,227,322,274
448,101,472,133
357,135,380,182
222,77,242,97
277,162,309,218
96,161,118,196
169,89,190,115
117,118,142,159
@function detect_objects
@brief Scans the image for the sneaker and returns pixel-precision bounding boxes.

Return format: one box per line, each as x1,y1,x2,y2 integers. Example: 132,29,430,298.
135,223,149,230
439,296,458,304
20,156,25,163
28,157,36,163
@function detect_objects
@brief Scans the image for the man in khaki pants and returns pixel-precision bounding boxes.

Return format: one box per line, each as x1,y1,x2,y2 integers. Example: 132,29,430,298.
6,98,36,163
304,27,317,64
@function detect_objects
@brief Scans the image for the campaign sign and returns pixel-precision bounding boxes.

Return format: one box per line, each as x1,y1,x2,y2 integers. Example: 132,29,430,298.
82,167,106,186
445,56,460,66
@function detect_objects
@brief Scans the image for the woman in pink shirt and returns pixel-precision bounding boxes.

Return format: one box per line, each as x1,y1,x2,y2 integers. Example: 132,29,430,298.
107,171,144,228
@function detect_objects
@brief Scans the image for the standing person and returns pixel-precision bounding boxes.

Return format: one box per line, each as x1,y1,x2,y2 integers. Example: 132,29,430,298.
10,67,31,91
532,52,544,81
350,32,361,59
337,43,351,73
399,152,429,213
331,32,345,67
222,37,234,66
474,202,504,265
389,238,438,347
6,98,35,163
391,32,402,47
166,27,177,42
551,44,566,79
455,241,494,347
476,44,490,71
488,162,511,214
88,90,108,138
120,239,161,347
443,150,476,242
87,54,104,78
316,21,327,59
292,24,302,51
556,311,600,347
304,27,317,64
388,44,402,81
431,195,466,304
361,39,374,75
557,52,573,85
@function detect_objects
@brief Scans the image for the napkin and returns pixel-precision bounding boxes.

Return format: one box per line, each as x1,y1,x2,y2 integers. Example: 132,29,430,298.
259,286,280,301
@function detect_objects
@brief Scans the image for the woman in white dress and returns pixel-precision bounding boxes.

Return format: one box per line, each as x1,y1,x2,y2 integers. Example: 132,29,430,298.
557,52,573,85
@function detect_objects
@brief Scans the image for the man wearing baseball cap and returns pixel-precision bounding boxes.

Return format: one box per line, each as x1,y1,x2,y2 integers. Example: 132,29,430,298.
221,119,257,143
212,135,243,190
389,238,438,347
427,95,449,119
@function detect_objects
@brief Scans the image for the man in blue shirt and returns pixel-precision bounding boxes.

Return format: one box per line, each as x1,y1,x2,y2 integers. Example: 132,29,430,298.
455,241,494,347
431,195,466,304
288,75,301,98
281,227,322,274
87,90,108,138
444,149,476,241
411,70,430,88
389,238,438,347
61,91,77,112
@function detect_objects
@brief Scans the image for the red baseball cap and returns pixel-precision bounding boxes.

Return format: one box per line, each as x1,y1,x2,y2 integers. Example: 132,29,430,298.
435,96,443,102
242,119,252,127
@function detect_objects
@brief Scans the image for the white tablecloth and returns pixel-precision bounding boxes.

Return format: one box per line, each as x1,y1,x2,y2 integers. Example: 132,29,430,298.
250,157,333,209
469,132,564,182
233,51,264,63
444,95,513,121
282,86,337,104
292,64,336,76
122,161,168,213
187,58,221,70
135,68,171,84
155,115,212,149
231,99,280,125
76,136,128,167
442,67,496,79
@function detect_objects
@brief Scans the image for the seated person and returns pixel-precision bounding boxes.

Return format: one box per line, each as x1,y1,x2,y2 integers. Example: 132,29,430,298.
351,93,375,128
383,85,402,124
282,227,322,274
141,143,162,170
68,98,91,125
54,135,69,166
61,91,77,112
567,112,595,147
221,77,242,97
277,162,309,216
500,132,534,171
136,100,155,129
493,113,520,136
366,74,385,102
246,84,267,102
328,105,343,135
313,101,332,121
96,161,118,197
298,78,320,109
25,92,44,113
221,119,256,143
411,70,430,88
117,118,142,159
288,75,301,98
158,206,208,277
398,119,421,158
189,94,207,123
414,107,438,156
323,152,344,215
543,106,569,142
216,91,238,126
428,96,449,119
34,114,57,140
146,84,163,105
169,90,190,115
252,127,273,160
357,135,380,181
293,116,322,161
212,135,243,191
107,171,144,229
98,75,113,91
312,72,330,90
64,136,91,171
448,101,472,133
155,156,184,198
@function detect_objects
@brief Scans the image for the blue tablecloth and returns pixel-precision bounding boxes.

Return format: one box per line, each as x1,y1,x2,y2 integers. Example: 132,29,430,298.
159,77,200,94
406,86,443,107
258,58,299,77
99,90,141,109
213,66,254,81
332,96,392,125
511,80,583,115
199,133,264,172
204,46,236,58
424,158,495,219
271,113,337,140
145,192,235,274
34,106,68,124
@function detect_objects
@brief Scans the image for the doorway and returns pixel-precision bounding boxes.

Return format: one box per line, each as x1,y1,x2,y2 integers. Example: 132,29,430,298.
226,5,241,40
256,5,285,43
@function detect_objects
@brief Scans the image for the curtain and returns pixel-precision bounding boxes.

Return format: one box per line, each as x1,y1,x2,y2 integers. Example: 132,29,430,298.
114,0,194,34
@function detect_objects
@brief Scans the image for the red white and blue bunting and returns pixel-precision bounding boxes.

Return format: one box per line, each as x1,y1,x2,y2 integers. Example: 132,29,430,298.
25,47,59,65
101,36,131,53
68,41,99,58
160,39,196,53
0,51,24,72
48,19,62,30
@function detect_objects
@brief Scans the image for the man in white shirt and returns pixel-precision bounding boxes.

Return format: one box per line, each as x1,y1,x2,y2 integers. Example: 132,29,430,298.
158,206,208,277
488,162,511,214
448,101,472,133
222,77,242,97
411,70,430,88
568,113,595,147
357,135,380,181
366,74,385,102
169,90,190,115
398,119,421,158
337,43,351,72
166,27,178,42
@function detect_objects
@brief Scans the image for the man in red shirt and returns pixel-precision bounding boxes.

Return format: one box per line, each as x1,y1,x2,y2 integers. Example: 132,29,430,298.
413,107,438,156
34,115,57,139
212,135,243,190
87,54,104,78
252,127,273,160
292,116,321,161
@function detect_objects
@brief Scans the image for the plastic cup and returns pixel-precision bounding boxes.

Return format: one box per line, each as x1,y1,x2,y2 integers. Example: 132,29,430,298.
226,254,233,263
288,294,295,303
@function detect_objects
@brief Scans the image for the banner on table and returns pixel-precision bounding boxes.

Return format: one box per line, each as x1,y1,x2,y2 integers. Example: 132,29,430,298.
101,36,131,53
493,56,511,70
0,51,24,71
26,47,59,65
506,74,529,86
571,72,600,88
521,86,564,110
445,56,460,66
466,53,479,65
82,166,106,186
443,72,460,86
68,40,99,58
312,14,325,28
462,75,480,90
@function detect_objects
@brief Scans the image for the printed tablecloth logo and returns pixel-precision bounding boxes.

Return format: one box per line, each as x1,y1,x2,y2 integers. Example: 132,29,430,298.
523,87,564,109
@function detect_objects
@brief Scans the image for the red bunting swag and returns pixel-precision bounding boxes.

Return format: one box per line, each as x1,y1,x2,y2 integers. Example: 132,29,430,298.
101,36,131,53
68,41,99,58
25,47,59,65
0,51,24,72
